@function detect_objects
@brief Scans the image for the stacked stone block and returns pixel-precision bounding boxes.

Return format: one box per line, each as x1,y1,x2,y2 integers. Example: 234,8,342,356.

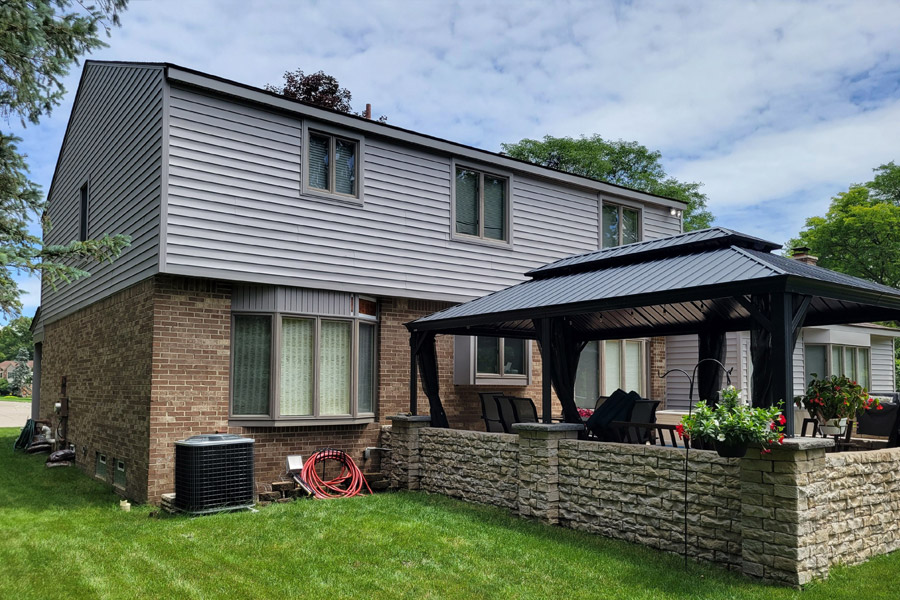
557,440,743,568
514,423,582,524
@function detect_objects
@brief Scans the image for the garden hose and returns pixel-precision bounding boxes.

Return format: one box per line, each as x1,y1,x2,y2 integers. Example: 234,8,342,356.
300,448,372,499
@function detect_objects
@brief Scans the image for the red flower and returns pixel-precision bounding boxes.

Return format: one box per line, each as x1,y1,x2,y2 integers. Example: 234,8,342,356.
836,386,841,391
778,435,785,444
770,422,776,430
761,448,772,454
877,405,884,411
675,424,685,439
778,414,786,425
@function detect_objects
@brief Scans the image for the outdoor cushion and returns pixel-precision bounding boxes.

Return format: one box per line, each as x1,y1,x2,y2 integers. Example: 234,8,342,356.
857,402,900,437
626,399,661,444
586,389,634,440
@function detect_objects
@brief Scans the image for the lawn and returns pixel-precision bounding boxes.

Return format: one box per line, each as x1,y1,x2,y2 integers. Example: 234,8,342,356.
0,395,31,403
1,427,897,600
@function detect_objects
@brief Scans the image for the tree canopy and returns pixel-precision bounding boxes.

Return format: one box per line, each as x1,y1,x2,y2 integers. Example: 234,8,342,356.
500,134,715,231
265,68,387,122
0,0,131,318
0,316,33,360
791,162,900,289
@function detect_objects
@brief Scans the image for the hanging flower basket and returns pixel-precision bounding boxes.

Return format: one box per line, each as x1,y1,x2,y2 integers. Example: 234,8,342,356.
679,386,786,456
713,440,748,458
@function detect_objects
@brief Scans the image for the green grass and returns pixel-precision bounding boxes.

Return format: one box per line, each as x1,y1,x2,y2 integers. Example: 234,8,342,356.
0,426,896,600
0,395,30,403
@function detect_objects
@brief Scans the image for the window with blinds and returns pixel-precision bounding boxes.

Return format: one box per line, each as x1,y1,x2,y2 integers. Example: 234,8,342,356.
574,339,647,405
806,344,871,390
231,295,377,421
454,165,509,242
475,337,527,380
602,204,641,248
306,129,358,198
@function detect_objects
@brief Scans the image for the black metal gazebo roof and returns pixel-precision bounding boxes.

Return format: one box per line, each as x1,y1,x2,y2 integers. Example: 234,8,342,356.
405,228,900,436
410,227,900,340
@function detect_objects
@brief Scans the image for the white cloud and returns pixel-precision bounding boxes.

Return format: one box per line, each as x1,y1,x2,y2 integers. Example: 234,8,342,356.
10,0,900,270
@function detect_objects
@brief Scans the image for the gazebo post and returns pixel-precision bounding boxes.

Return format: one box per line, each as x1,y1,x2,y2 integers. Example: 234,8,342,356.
540,318,552,424
771,292,796,436
409,332,418,415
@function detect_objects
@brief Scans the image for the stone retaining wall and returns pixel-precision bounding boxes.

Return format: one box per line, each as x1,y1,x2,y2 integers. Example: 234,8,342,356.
819,448,900,568
558,440,742,569
419,428,519,510
388,416,900,587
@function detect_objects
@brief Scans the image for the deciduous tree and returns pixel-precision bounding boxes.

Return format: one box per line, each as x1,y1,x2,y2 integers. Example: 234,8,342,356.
265,69,387,122
501,135,714,231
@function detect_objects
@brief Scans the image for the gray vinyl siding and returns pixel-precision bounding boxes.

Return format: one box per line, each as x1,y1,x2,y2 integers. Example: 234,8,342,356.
664,332,742,410
41,64,164,324
871,336,896,393
793,334,806,396
163,85,680,302
643,203,682,239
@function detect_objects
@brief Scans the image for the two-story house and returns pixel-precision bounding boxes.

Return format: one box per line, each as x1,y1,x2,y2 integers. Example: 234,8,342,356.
32,61,685,503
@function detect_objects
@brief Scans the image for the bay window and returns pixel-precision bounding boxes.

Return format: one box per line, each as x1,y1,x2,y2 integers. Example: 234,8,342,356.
231,297,377,423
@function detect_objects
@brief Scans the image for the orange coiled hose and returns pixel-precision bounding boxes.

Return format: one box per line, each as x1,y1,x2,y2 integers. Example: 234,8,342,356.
300,448,373,499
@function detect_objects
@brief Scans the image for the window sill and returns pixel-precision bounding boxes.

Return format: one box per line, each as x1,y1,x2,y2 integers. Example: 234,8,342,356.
450,233,513,250
473,376,530,387
229,417,375,428
300,188,364,206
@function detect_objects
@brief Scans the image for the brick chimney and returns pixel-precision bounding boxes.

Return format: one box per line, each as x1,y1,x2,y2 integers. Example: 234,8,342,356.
791,246,818,266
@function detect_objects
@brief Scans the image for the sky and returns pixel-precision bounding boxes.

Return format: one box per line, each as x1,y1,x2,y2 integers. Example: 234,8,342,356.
8,0,900,320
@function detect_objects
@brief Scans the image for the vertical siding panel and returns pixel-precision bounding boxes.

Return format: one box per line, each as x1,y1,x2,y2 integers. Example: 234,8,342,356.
42,64,164,324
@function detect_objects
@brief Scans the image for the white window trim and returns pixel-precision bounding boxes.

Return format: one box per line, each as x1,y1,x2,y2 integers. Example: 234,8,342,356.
229,300,377,426
300,121,366,205
452,335,531,386
599,196,644,248
577,338,649,400
449,158,514,248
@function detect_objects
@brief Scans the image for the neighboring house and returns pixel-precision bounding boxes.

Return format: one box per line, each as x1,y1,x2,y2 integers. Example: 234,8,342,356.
664,323,900,411
0,360,33,381
32,61,684,503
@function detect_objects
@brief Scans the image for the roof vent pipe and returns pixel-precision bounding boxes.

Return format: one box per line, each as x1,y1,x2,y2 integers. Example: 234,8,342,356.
791,246,819,266
365,103,372,120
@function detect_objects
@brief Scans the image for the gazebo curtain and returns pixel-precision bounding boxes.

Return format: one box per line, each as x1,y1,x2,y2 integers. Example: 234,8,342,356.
415,331,449,428
534,318,587,425
697,328,726,405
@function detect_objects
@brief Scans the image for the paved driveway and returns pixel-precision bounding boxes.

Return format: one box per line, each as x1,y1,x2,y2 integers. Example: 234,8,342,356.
0,401,31,428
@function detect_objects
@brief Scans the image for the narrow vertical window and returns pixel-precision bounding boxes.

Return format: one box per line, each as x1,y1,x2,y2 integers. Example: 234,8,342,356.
455,169,479,236
575,340,600,408
319,320,352,415
483,175,506,240
308,133,330,192
603,340,621,395
280,317,314,416
79,183,89,241
232,315,272,416
334,138,356,195
358,322,376,413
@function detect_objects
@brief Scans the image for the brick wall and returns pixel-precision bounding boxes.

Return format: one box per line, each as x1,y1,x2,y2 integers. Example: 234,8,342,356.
649,337,667,404
39,279,155,501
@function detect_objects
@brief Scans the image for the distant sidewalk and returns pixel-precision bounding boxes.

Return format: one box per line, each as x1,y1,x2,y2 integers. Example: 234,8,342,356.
0,401,31,428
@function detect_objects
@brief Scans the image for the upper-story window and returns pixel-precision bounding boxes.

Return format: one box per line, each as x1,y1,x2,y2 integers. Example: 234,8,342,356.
454,165,509,243
304,127,361,201
602,203,640,248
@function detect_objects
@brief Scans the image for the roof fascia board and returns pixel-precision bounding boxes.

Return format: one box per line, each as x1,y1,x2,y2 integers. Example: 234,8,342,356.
164,65,685,210
785,276,900,311
409,277,787,331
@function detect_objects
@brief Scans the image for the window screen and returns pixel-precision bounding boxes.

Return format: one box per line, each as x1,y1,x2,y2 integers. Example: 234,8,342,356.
503,338,526,375
308,133,330,191
622,208,640,245
476,337,500,374
455,168,479,236
232,315,272,415
602,205,620,248
603,340,621,395
358,322,376,413
805,345,827,384
334,138,356,195
575,341,600,408
483,175,506,240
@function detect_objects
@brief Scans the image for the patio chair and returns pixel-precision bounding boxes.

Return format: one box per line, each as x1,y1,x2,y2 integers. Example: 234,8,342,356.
857,402,900,438
611,399,661,444
509,397,538,423
478,392,505,433
496,396,519,433
586,389,635,441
